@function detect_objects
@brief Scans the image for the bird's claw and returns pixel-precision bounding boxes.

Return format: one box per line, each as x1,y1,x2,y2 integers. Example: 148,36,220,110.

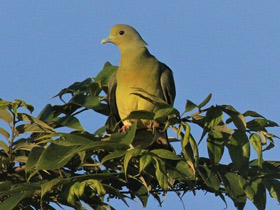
119,125,131,133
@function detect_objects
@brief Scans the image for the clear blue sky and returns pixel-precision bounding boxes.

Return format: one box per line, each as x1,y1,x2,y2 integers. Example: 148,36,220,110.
1,1,280,209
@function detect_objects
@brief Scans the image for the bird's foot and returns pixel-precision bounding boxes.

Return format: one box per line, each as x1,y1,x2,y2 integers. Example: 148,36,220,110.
119,125,131,133
147,121,164,132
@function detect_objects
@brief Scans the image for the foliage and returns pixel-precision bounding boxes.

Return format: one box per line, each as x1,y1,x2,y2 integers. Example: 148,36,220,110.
0,62,279,210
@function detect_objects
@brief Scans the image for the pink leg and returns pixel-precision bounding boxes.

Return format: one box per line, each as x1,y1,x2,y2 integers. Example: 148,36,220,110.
119,125,130,133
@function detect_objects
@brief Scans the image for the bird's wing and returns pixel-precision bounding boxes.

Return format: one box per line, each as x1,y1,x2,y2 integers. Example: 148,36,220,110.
159,62,176,106
108,70,121,123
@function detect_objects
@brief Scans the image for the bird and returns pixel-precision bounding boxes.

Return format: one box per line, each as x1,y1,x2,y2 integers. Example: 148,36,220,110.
101,24,176,149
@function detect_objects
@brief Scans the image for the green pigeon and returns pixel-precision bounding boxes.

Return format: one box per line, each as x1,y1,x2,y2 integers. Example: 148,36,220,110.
102,24,176,148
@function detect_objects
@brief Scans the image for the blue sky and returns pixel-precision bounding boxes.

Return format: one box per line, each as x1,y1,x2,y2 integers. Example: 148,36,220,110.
1,1,280,209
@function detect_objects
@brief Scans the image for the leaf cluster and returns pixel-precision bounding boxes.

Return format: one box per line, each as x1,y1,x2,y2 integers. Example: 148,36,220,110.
0,63,279,210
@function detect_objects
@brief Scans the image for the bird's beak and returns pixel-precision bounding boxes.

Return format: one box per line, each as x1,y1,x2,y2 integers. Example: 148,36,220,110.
101,35,114,44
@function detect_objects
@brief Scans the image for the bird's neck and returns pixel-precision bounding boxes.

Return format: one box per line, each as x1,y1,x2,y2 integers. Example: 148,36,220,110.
120,47,150,68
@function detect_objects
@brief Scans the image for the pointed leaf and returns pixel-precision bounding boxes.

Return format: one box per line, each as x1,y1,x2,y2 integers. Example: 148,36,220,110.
226,131,250,175
153,157,168,190
139,154,152,173
124,147,142,176
207,130,224,166
121,122,137,145
249,134,263,168
220,172,246,209
0,140,9,155
197,93,212,108
185,100,197,113
264,179,280,202
150,149,181,160
0,109,13,124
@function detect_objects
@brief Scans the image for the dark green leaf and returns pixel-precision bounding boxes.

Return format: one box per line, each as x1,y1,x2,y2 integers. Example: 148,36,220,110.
25,147,44,173
124,147,142,176
247,118,278,131
121,122,137,145
123,110,155,121
185,100,197,113
207,130,224,166
54,115,84,130
153,157,168,190
198,165,220,191
101,150,126,164
239,177,266,210
204,106,223,129
36,144,78,170
226,131,250,175
263,178,280,201
219,172,246,209
243,110,264,118
150,149,181,160
197,93,212,108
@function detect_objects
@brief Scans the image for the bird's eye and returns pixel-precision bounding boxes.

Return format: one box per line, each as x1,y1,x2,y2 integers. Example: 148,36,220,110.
119,30,125,35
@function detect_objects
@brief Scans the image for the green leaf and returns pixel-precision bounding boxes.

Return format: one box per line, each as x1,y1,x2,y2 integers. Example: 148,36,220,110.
101,150,126,164
150,149,181,160
69,94,101,109
154,107,179,121
36,144,78,170
185,100,197,113
204,106,223,129
37,104,54,122
95,62,118,87
219,172,246,209
243,110,264,118
87,179,106,196
123,110,155,121
16,124,53,134
41,177,66,198
0,127,10,140
103,184,129,207
175,160,195,179
0,140,9,155
249,134,263,168
54,115,84,130
152,157,168,191
121,122,137,145
247,118,278,131
197,93,212,108
222,105,246,131
263,178,280,202
13,99,34,113
0,190,34,210
17,113,55,131
239,177,266,210
56,133,94,146
124,147,142,176
207,130,224,166
198,165,220,191
226,131,250,175
139,154,152,173
0,109,13,124
25,147,45,173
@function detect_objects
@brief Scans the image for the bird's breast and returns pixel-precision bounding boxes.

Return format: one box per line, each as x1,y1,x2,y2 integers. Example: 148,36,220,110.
116,64,162,127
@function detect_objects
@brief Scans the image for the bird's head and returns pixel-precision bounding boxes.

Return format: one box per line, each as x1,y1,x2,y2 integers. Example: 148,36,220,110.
101,24,147,50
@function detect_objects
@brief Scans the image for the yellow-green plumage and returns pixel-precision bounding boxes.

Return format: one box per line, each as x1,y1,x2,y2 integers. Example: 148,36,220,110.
102,24,175,147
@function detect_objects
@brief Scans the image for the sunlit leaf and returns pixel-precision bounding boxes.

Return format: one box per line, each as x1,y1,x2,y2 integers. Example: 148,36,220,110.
0,109,13,124
249,133,263,168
